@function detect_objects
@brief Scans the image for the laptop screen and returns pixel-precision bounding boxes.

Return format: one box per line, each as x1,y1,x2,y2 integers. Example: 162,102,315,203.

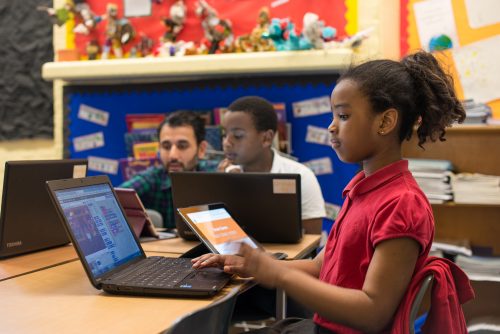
54,183,142,277
0,159,87,259
171,172,302,243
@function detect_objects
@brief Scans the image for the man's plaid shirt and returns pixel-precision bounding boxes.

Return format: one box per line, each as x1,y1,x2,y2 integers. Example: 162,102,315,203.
119,160,218,228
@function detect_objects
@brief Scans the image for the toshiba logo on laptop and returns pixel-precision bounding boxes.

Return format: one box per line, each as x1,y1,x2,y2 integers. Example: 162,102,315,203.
6,240,22,248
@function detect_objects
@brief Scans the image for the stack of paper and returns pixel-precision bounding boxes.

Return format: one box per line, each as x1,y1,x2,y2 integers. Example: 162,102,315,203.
456,255,500,282
468,317,500,333
461,99,492,124
432,239,472,257
407,158,454,204
452,173,500,205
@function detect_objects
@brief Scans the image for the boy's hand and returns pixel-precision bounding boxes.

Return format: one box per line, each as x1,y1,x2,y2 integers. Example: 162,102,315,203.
217,158,242,173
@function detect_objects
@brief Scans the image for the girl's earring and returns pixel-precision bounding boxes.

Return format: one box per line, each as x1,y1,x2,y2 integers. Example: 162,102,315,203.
378,130,385,135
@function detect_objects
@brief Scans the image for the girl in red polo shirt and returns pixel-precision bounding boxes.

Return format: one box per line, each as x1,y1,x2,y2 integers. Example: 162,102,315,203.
192,51,466,333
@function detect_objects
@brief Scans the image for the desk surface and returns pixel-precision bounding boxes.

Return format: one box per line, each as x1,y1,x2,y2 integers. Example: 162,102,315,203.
0,251,233,334
0,245,77,281
0,235,320,283
0,235,319,333
142,234,321,259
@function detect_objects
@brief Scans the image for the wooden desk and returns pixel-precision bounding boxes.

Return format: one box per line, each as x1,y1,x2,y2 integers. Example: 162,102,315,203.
0,236,320,332
142,234,321,259
264,234,320,259
0,245,77,281
142,237,198,254
0,240,194,282
0,251,232,334
0,235,319,283
141,235,321,322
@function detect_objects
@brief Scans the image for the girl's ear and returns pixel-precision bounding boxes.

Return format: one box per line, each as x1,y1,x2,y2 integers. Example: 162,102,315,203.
378,108,399,135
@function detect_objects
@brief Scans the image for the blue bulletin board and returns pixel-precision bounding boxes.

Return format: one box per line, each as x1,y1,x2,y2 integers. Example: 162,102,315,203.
65,75,359,220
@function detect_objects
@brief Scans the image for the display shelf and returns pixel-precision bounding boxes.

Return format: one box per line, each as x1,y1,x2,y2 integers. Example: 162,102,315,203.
403,125,500,256
42,49,353,85
403,124,500,175
447,124,500,134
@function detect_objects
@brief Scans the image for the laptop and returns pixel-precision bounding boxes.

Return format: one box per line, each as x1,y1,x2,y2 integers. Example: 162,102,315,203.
0,159,87,259
171,172,302,243
177,202,287,259
46,175,231,298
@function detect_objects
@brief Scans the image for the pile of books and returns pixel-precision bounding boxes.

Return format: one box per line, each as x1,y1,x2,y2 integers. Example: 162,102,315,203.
461,99,492,124
120,114,165,181
407,158,454,204
451,173,500,205
119,157,161,181
272,103,291,154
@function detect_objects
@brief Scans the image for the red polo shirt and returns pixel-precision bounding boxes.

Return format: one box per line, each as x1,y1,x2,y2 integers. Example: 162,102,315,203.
314,160,434,333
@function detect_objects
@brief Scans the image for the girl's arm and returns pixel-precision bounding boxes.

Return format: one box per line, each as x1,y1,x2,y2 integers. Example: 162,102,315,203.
234,238,419,333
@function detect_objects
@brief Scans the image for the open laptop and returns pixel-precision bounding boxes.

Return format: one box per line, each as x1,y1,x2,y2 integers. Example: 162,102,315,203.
171,172,302,243
46,175,231,298
0,159,87,259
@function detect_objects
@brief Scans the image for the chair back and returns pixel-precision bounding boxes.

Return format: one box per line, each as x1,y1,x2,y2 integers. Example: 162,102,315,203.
164,287,239,334
409,274,434,334
145,209,163,228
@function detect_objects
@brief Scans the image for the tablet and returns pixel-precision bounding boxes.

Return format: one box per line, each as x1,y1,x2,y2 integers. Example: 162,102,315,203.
177,203,260,255
114,187,176,241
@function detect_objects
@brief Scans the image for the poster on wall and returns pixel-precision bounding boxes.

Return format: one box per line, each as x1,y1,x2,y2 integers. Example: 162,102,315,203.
453,35,500,104
413,0,459,51
464,0,500,29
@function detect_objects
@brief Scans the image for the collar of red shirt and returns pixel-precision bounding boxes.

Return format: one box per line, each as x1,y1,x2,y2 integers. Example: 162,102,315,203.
342,160,409,199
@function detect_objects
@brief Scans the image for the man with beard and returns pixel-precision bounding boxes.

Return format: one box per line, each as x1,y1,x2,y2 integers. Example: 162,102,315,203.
120,111,215,228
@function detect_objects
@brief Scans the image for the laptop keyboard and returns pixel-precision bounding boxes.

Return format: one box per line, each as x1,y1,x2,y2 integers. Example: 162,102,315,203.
110,257,194,288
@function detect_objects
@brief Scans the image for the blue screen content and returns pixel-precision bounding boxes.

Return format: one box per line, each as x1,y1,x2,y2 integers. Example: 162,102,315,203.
55,183,142,277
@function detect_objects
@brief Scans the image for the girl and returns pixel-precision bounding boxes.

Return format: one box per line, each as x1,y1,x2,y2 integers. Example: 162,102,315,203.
192,51,466,333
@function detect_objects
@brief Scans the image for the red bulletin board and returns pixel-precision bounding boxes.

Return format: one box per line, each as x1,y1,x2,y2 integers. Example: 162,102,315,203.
73,0,347,56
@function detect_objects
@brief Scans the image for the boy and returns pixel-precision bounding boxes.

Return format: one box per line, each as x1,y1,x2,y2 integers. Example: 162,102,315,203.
219,96,326,234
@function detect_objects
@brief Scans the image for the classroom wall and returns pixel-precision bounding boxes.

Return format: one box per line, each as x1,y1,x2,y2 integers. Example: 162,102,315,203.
356,0,400,61
0,0,399,202
0,7,66,203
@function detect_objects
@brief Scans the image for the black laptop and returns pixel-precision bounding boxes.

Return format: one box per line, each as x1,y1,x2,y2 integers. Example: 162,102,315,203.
171,172,302,243
46,175,231,298
0,159,87,259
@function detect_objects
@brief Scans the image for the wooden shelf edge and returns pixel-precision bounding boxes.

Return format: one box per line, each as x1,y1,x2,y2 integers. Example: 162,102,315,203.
408,124,500,135
447,124,500,133
42,49,353,84
432,202,500,209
